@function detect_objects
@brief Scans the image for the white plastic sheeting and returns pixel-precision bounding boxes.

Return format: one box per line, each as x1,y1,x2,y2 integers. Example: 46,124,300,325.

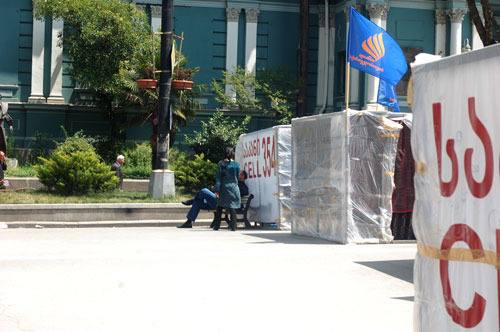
412,44,500,331
235,125,292,229
291,110,403,244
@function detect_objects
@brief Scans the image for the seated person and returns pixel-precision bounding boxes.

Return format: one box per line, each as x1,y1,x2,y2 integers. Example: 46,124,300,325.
177,170,249,228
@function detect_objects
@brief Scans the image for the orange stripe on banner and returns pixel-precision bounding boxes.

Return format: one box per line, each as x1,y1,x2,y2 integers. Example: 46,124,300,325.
377,33,385,58
362,40,377,61
380,133,400,138
417,242,500,269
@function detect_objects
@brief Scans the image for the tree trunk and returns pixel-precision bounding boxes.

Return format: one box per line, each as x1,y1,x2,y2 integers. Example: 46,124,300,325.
296,0,309,118
467,0,498,46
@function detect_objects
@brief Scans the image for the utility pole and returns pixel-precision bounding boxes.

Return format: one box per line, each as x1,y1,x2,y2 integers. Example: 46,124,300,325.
157,0,174,169
148,0,176,198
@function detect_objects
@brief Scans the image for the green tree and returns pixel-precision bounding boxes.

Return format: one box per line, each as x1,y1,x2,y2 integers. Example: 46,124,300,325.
211,66,298,124
185,109,250,163
34,0,151,138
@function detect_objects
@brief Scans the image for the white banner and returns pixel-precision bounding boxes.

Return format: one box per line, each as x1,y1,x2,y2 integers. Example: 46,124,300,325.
412,44,500,331
235,126,291,228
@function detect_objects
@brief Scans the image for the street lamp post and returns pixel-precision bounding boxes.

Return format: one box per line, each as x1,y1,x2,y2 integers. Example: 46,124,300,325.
148,0,176,198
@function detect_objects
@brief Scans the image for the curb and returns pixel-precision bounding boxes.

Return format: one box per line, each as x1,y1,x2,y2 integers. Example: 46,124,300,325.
2,219,215,229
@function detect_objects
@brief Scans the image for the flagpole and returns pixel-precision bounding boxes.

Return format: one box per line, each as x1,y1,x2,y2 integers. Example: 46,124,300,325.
345,62,350,135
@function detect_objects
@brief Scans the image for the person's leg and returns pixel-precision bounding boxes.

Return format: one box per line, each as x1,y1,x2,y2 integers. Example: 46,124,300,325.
229,208,237,231
198,188,217,209
213,207,223,230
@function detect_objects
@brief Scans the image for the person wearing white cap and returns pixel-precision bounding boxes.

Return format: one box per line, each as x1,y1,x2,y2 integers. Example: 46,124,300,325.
111,155,125,189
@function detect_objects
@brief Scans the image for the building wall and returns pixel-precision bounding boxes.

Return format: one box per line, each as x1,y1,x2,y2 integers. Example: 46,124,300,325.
0,0,491,153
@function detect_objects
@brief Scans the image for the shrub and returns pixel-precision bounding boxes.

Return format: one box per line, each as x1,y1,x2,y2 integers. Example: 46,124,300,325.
185,108,249,163
35,131,118,194
56,129,96,155
123,142,151,168
36,151,118,194
170,153,217,193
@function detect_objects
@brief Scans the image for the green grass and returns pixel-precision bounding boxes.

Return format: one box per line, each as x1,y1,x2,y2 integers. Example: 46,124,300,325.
5,165,38,177
0,189,193,204
6,164,152,179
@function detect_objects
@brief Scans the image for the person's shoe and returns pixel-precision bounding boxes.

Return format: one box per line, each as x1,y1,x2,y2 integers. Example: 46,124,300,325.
181,199,194,206
177,220,193,228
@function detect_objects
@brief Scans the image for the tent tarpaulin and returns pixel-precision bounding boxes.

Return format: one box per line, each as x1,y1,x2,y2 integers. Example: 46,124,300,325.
291,110,403,244
235,125,291,229
412,44,500,331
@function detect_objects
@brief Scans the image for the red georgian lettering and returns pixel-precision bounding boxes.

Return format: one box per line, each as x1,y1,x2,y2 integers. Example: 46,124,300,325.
440,224,486,328
433,103,459,197
464,97,493,198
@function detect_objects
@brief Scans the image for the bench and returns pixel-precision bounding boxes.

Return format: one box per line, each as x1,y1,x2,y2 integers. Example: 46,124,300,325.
210,194,255,229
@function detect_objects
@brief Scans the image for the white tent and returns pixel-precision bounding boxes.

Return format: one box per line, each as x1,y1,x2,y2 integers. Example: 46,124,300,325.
235,125,292,229
291,110,404,244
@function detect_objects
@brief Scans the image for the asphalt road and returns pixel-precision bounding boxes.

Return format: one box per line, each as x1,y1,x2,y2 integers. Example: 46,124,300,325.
0,227,416,332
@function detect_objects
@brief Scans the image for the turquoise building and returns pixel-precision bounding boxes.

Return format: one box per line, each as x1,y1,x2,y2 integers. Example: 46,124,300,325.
0,0,486,152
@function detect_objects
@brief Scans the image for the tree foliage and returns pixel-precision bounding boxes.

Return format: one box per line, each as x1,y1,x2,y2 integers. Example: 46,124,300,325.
185,109,250,163
211,66,298,124
34,0,150,94
34,0,151,138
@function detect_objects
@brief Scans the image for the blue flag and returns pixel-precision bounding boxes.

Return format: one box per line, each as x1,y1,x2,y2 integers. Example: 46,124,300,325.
377,79,400,112
347,6,407,86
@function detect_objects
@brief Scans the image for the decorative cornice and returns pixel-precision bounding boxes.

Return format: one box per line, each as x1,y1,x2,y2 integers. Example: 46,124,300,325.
151,5,162,17
366,3,390,20
435,9,447,24
245,9,260,23
136,4,146,12
448,8,467,23
226,8,242,22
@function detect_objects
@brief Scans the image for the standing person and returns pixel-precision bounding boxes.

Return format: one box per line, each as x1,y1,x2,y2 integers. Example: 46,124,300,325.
0,94,13,155
177,170,249,229
111,155,125,190
0,151,6,190
212,147,241,231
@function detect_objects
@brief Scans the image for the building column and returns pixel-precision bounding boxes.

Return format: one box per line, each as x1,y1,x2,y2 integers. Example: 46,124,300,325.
151,5,162,33
315,12,327,111
472,10,484,50
448,8,467,55
365,3,389,110
345,5,360,110
225,8,241,99
327,13,335,111
435,9,447,56
245,9,259,75
28,1,46,103
47,19,64,104
316,12,336,113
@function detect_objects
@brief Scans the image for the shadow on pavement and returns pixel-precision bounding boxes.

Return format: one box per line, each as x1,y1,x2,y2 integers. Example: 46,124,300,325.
392,296,414,302
355,259,414,284
242,231,340,245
